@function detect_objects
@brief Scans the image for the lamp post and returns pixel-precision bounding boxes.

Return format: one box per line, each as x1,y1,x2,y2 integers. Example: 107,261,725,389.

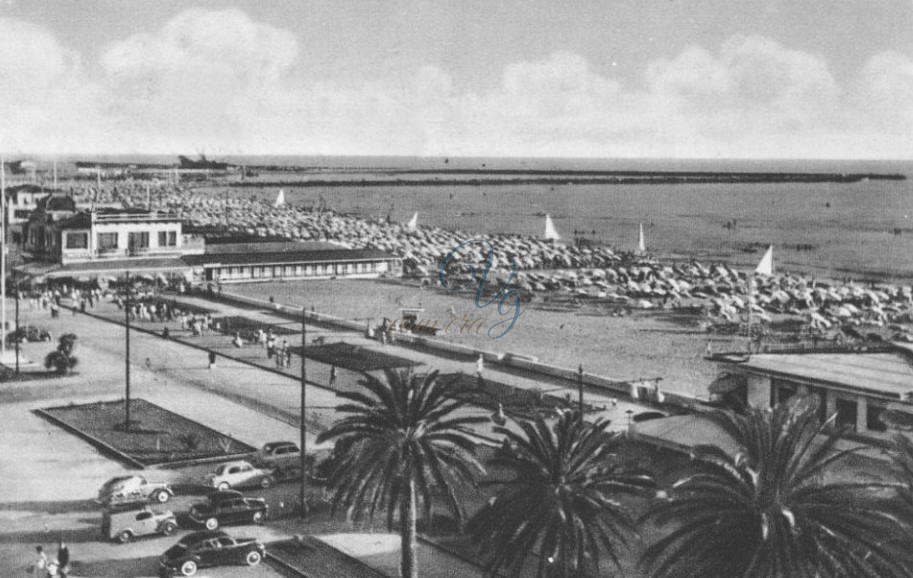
14,279,20,374
577,364,584,424
124,271,132,430
299,307,307,519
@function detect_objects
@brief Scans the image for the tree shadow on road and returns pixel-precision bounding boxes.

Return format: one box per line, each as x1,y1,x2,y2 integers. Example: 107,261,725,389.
70,554,160,578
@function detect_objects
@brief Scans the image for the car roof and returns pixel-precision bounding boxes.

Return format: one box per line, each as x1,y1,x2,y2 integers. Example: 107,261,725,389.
263,441,298,451
217,460,254,468
180,530,230,544
208,489,245,501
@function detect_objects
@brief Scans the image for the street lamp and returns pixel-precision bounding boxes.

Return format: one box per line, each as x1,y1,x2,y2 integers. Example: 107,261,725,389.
299,306,307,519
124,271,132,430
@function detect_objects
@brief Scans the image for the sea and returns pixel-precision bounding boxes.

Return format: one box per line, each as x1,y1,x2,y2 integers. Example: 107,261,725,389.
51,155,913,283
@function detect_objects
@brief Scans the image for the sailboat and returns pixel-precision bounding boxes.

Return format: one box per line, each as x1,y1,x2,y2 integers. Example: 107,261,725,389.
636,223,646,254
544,214,561,241
407,212,418,230
274,189,286,208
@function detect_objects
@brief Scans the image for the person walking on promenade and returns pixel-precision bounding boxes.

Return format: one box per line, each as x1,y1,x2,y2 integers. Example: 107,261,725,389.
233,332,243,348
208,351,217,369
29,545,47,578
476,354,484,379
57,540,70,578
284,346,292,369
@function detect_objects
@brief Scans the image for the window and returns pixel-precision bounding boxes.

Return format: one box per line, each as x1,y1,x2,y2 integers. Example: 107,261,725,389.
835,398,858,431
97,232,118,250
158,230,177,246
128,231,150,251
305,265,313,276
867,403,888,432
65,232,88,249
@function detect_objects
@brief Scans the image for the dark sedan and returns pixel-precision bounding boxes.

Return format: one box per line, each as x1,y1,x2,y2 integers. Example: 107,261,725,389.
187,490,268,530
158,530,266,576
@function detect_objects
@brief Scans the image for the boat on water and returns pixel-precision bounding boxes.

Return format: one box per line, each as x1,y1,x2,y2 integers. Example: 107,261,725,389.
178,154,231,170
636,223,646,254
274,189,286,208
407,212,418,230
544,214,561,241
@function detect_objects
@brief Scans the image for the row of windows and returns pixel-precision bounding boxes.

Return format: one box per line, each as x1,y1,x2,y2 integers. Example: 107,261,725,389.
771,379,888,434
214,261,388,280
65,230,178,251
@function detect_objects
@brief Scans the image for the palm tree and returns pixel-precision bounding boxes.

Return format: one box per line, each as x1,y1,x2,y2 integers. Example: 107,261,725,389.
466,410,655,577
316,368,486,578
643,400,913,578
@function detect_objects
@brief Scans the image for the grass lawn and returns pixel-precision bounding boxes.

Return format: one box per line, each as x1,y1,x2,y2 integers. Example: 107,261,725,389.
291,342,418,371
39,398,256,466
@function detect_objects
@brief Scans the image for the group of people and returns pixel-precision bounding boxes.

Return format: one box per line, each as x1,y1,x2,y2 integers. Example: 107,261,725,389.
29,542,68,578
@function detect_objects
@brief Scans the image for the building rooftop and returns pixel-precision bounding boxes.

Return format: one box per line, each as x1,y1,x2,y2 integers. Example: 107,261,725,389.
184,248,397,266
715,346,913,399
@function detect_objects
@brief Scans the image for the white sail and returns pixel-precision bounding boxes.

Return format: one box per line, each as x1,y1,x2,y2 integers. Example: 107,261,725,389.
544,214,561,241
274,189,286,208
636,223,646,254
755,245,774,276
407,212,418,230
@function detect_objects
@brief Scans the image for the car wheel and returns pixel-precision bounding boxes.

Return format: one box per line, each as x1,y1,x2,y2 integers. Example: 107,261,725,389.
205,517,219,530
155,490,171,503
117,530,132,544
162,521,177,536
217,482,230,491
260,476,272,489
251,511,264,524
180,560,198,576
245,551,262,566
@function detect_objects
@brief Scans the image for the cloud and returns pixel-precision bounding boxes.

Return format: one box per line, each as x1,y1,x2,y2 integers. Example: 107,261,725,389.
0,9,910,159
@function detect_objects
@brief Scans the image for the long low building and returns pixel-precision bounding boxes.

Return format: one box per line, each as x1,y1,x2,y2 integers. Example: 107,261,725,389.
710,343,913,444
183,241,403,284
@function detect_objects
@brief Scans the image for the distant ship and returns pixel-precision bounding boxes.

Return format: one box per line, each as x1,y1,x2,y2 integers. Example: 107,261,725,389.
274,189,286,208
407,212,418,230
544,214,561,241
178,154,231,170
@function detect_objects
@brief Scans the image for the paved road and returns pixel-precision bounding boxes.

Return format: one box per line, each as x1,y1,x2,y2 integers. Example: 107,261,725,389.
0,297,488,577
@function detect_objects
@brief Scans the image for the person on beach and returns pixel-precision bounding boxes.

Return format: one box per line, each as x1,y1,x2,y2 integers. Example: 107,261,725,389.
57,540,70,578
329,365,337,386
29,545,47,578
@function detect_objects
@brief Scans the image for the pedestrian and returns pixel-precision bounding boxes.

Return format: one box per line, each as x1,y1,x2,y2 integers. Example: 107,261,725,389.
476,354,484,378
79,299,86,313
233,332,243,348
284,347,292,368
57,540,69,578
162,326,170,339
329,365,337,386
208,350,217,369
29,545,47,578
50,303,59,318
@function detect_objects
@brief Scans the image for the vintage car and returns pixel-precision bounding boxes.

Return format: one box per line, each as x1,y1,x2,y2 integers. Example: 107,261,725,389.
204,460,274,491
158,530,265,577
188,490,268,530
97,475,174,506
102,505,178,543
5,326,52,345
255,441,301,473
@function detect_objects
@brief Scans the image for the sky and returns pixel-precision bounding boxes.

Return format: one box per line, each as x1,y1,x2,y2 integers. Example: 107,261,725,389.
0,0,911,159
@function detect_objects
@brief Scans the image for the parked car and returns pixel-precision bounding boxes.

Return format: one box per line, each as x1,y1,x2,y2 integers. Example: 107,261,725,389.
204,460,274,491
188,490,268,530
102,505,178,543
158,530,265,577
5,326,51,345
97,475,174,506
255,441,300,473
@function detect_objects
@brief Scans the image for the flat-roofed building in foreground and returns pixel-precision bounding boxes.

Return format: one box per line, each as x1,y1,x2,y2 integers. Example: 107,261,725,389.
710,344,913,443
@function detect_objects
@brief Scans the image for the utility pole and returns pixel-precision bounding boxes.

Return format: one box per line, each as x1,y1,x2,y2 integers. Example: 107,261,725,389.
1,155,6,360
299,307,307,518
125,271,131,430
577,364,584,425
14,282,20,374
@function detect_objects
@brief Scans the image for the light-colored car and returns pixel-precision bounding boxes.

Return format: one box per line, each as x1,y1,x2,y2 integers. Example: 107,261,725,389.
97,475,175,506
205,461,274,491
102,506,179,543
